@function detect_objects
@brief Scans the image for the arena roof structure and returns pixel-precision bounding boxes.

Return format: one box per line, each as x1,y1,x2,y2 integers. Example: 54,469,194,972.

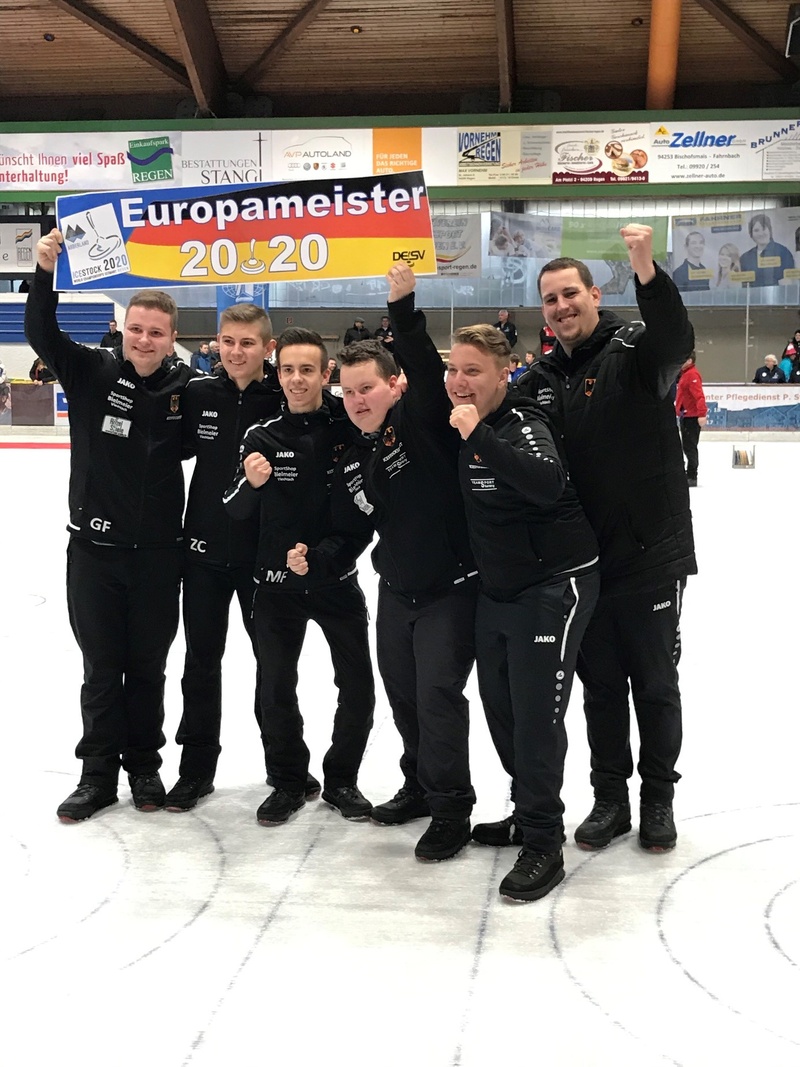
0,0,798,122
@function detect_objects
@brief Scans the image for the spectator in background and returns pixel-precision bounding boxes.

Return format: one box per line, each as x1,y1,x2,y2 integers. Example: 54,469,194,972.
509,355,525,382
100,319,123,350
209,340,223,374
374,315,394,353
779,351,794,383
190,342,213,374
524,350,536,368
539,325,556,358
326,357,341,385
714,243,742,289
672,231,710,293
781,329,800,363
753,354,785,384
344,318,371,346
675,354,707,488
739,214,794,288
0,359,8,408
30,356,57,384
790,360,800,384
494,309,517,348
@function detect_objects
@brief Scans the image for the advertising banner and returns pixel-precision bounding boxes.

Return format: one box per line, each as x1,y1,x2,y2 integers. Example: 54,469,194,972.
456,127,551,186
671,206,800,291
705,385,800,429
552,124,651,185
2,119,799,193
0,222,40,272
432,215,482,277
53,171,436,291
488,213,668,261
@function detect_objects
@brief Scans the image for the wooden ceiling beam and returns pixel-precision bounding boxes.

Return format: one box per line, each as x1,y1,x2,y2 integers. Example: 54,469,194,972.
237,0,335,90
495,0,517,110
45,0,190,86
163,0,228,114
692,0,799,81
646,0,682,109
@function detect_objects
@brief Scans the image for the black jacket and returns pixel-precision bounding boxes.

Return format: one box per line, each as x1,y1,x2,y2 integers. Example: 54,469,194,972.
222,393,372,588
344,325,371,345
25,266,193,548
516,266,696,596
182,367,282,565
458,394,598,600
331,293,476,600
752,365,785,384
100,329,123,350
495,320,518,348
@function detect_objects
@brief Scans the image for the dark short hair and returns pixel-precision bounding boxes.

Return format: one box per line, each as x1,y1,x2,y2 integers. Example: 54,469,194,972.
537,257,595,295
338,339,398,380
685,230,704,246
276,326,327,371
749,213,773,240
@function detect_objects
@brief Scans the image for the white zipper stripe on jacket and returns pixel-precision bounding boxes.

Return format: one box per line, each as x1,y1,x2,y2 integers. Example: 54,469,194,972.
560,576,581,663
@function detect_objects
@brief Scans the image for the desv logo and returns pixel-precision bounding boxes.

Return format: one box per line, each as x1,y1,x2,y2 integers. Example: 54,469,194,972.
201,410,218,418
653,600,672,611
393,250,426,263
190,539,207,553
90,517,111,532
534,635,556,643
276,450,294,458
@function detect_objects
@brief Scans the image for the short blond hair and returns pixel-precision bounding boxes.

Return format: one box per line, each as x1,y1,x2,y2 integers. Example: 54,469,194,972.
452,324,511,367
219,303,273,343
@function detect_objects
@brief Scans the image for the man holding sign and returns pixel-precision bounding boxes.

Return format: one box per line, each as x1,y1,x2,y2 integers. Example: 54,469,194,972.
26,228,193,822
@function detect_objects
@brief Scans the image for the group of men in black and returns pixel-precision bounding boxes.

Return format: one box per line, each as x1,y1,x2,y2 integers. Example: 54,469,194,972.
26,222,696,904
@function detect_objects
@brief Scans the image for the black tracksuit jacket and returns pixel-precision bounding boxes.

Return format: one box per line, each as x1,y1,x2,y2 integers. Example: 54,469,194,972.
458,394,599,601
24,266,193,548
222,393,372,588
182,366,282,565
331,292,476,600
516,266,696,596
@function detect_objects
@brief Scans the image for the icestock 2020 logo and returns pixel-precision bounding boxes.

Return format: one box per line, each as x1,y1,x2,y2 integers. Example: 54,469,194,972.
127,136,175,185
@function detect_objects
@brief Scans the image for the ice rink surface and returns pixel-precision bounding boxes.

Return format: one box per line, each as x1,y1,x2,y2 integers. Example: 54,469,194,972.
2,438,798,1067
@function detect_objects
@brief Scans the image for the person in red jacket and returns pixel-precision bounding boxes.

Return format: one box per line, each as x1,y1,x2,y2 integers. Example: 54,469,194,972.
675,353,707,487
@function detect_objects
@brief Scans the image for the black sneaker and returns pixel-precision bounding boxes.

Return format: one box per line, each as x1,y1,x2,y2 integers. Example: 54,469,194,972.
472,814,523,846
371,787,430,825
415,817,471,862
266,772,322,799
128,772,166,812
57,783,118,823
164,776,215,812
256,788,306,826
574,799,632,850
499,848,565,902
322,785,372,820
639,802,677,852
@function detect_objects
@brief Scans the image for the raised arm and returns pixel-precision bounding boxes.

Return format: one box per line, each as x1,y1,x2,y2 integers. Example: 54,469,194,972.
622,224,695,399
387,264,450,425
24,228,105,391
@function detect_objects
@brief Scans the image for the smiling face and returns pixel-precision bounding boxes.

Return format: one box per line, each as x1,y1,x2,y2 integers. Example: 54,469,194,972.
340,359,398,432
751,221,770,248
539,267,601,356
446,343,508,419
219,322,272,390
123,306,177,377
685,232,705,262
277,343,329,413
